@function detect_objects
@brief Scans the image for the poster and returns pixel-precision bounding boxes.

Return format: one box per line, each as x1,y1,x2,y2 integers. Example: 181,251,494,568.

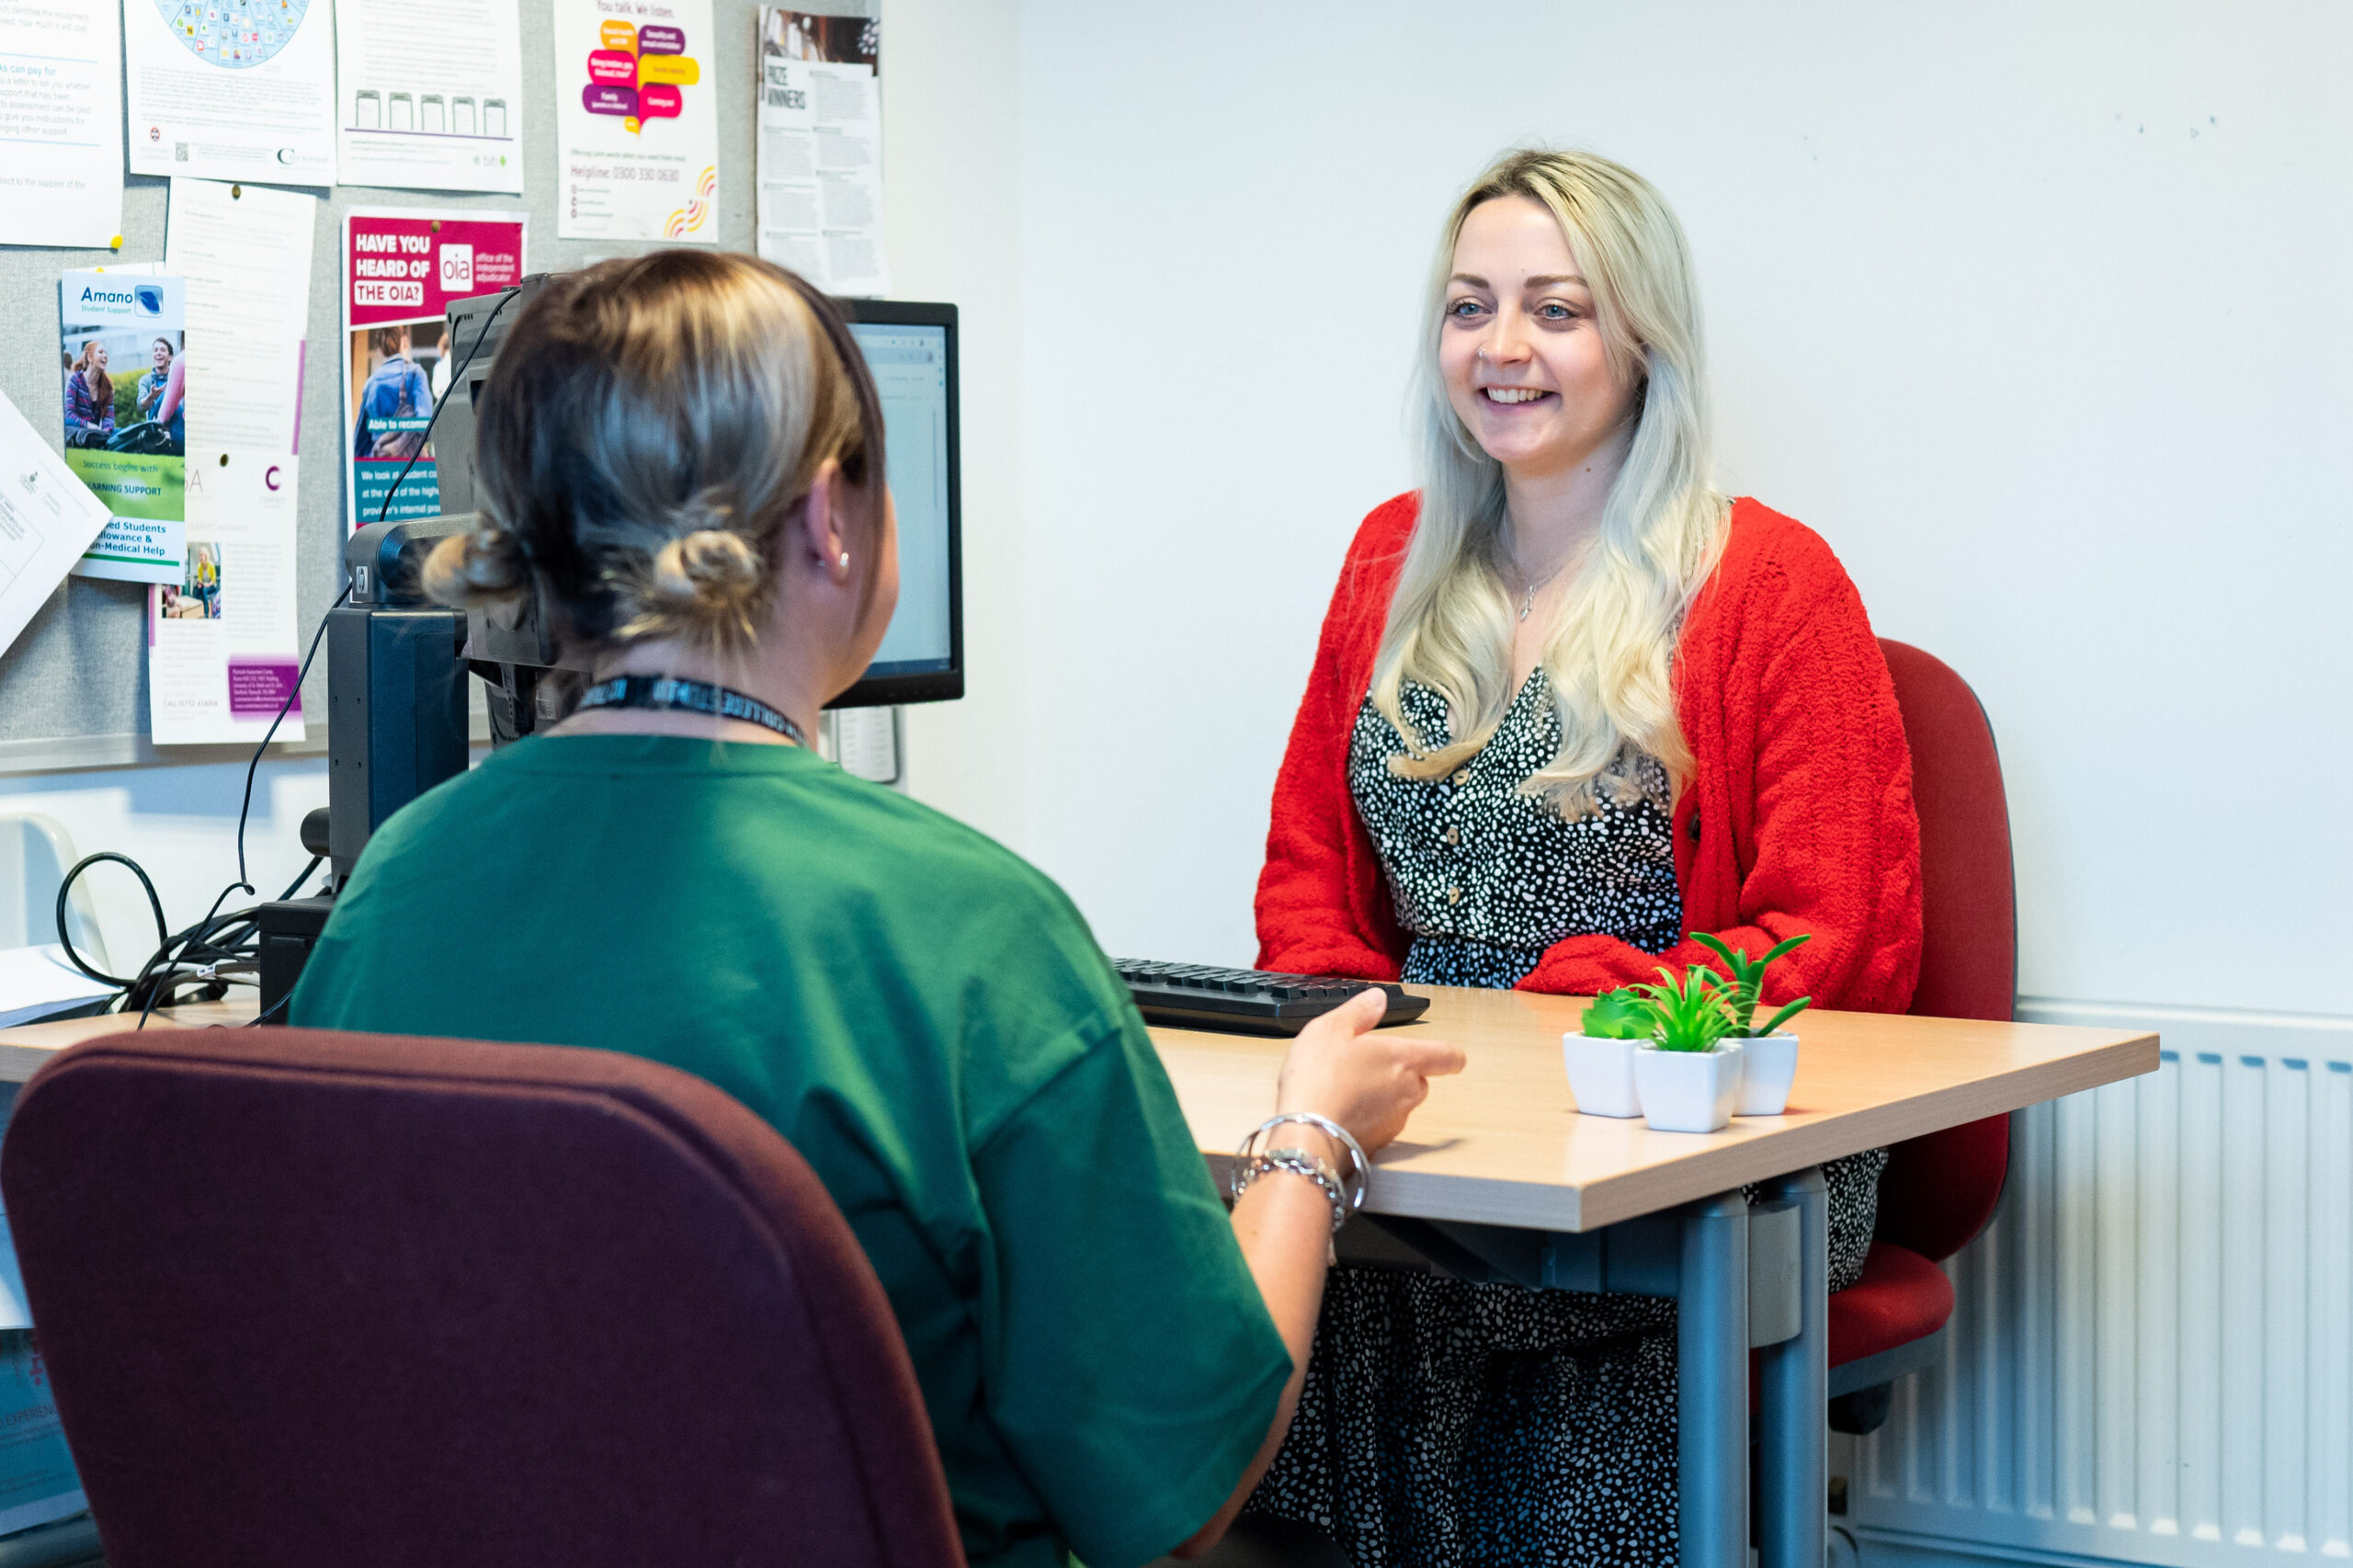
0,0,124,247
553,0,718,243
341,207,526,533
0,389,113,660
756,7,885,294
61,269,186,584
148,449,304,743
165,178,315,457
334,0,522,192
124,0,336,185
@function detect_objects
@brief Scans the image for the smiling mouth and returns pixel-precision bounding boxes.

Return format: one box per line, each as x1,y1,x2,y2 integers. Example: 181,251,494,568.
1481,387,1552,405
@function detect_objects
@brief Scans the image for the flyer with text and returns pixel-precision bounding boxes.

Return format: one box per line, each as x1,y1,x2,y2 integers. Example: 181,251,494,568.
756,7,886,294
148,449,304,744
341,208,526,533
123,0,336,185
0,0,126,248
61,269,186,584
554,0,719,242
334,0,523,191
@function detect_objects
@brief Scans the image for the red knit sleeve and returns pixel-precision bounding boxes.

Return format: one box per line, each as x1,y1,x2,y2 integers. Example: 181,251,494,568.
1515,526,1924,1013
1253,499,1415,981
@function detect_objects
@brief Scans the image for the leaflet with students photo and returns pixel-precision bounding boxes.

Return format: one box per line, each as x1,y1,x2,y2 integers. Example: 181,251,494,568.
148,449,304,744
756,7,886,294
341,207,526,533
123,0,335,184
61,269,187,584
554,0,718,242
334,0,523,192
0,0,125,247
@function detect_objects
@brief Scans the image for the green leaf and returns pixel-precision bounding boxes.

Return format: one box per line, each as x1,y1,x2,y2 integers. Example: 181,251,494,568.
1758,933,1813,966
1756,996,1813,1038
1580,989,1649,1039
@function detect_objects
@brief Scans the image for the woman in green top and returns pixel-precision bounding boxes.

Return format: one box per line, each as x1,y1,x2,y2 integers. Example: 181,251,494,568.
290,252,1463,1568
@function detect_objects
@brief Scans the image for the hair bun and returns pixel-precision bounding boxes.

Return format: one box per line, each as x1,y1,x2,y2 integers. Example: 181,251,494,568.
649,525,765,610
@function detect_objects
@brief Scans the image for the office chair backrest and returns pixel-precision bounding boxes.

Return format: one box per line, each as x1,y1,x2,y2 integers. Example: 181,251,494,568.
0,813,108,968
1872,639,2017,1262
0,1028,965,1568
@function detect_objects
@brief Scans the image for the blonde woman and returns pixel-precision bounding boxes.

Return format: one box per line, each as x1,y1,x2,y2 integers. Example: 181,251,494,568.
291,252,1461,1568
1249,152,1923,1564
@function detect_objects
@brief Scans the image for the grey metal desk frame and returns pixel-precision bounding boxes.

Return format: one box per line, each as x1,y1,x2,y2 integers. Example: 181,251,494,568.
1369,1166,1829,1568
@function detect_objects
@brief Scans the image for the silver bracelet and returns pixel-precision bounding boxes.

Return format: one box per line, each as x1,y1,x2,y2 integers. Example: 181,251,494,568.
1237,1113,1369,1214
1231,1147,1350,1236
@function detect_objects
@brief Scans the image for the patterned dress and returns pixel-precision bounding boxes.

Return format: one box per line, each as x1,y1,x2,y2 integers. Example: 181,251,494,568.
1242,671,1886,1568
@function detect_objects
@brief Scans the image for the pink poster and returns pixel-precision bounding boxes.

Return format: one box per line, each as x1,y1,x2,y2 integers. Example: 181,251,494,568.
341,207,528,534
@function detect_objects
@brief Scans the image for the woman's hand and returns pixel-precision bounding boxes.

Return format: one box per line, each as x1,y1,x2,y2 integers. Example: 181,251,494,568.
1275,988,1465,1157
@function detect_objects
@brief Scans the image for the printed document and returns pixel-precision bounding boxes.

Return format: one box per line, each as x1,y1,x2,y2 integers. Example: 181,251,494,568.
335,0,523,192
0,0,124,247
0,389,114,661
124,0,336,185
149,449,303,744
164,177,316,457
62,268,187,583
554,0,719,242
756,7,886,295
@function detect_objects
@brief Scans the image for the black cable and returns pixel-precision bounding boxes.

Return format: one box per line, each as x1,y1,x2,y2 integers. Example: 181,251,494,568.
233,581,347,893
373,284,516,530
54,853,170,989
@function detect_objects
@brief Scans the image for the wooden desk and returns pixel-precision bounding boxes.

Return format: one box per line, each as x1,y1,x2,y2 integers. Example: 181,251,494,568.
0,998,255,1085
1150,987,2158,1568
1,989,2154,1568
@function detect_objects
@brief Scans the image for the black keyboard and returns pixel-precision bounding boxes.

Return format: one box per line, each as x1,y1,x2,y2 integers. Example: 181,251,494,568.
1110,960,1429,1037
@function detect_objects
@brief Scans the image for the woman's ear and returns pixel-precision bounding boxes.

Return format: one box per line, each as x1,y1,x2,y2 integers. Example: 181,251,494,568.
797,458,851,583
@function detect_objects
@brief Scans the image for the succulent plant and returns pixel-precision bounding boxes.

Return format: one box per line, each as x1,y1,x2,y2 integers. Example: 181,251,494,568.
1689,932,1813,1039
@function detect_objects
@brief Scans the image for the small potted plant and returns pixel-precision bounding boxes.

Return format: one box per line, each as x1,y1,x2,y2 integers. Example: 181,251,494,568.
1626,967,1746,1132
1563,988,1648,1118
1692,933,1813,1117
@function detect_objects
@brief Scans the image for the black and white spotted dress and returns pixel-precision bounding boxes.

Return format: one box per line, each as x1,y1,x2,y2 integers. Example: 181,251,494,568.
1241,670,1887,1568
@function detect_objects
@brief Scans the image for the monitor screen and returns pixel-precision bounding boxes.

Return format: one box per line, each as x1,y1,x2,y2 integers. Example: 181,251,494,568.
834,301,962,708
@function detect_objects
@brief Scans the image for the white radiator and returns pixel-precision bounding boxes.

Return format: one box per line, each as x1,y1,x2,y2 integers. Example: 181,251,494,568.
1851,1001,2353,1568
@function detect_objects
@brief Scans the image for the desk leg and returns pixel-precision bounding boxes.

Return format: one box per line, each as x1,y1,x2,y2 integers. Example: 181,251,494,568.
1678,1191,1748,1568
1756,1167,1827,1568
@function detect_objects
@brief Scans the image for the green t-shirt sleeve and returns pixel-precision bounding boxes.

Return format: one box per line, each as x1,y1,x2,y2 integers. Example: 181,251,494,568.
970,1012,1292,1568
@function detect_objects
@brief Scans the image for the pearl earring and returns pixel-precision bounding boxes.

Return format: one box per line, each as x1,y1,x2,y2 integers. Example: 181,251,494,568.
836,551,850,573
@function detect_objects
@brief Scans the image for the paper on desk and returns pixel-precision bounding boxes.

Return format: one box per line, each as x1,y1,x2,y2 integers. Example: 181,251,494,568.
0,946,113,1033
334,0,524,192
0,389,113,661
62,268,188,584
756,8,887,295
0,0,125,248
149,449,304,744
124,0,335,185
165,178,317,458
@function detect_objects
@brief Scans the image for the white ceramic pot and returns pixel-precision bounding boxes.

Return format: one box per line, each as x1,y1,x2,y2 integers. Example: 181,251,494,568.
1632,1040,1745,1133
1733,1032,1800,1116
1562,1033,1643,1118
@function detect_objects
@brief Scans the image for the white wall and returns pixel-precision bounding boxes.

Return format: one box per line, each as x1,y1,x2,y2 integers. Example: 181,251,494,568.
8,0,2347,1022
1000,0,2353,1013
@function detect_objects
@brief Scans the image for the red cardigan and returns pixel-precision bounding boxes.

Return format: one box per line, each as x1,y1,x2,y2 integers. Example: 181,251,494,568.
1254,494,1922,1013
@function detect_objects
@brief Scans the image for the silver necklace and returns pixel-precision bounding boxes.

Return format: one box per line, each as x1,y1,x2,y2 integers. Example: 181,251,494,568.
1510,557,1573,621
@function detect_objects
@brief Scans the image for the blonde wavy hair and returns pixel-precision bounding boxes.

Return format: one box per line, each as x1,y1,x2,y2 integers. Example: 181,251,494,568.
1370,148,1729,814
423,251,884,658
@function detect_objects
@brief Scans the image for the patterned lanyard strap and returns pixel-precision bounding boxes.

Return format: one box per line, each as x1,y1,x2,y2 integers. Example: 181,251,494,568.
573,674,811,748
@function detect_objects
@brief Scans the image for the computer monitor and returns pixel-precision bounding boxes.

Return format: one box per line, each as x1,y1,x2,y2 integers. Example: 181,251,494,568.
833,300,963,709
431,283,963,720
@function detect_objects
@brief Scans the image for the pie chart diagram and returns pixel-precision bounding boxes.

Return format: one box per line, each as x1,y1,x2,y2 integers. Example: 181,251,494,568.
154,0,308,68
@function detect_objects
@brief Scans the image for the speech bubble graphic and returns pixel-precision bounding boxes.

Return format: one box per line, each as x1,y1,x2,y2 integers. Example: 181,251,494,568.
587,49,637,85
582,83,638,118
636,24,685,53
598,19,636,52
636,52,698,86
638,83,683,119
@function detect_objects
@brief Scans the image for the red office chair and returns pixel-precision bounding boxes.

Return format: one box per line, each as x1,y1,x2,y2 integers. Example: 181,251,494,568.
1822,641,2017,1433
0,1028,966,1568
